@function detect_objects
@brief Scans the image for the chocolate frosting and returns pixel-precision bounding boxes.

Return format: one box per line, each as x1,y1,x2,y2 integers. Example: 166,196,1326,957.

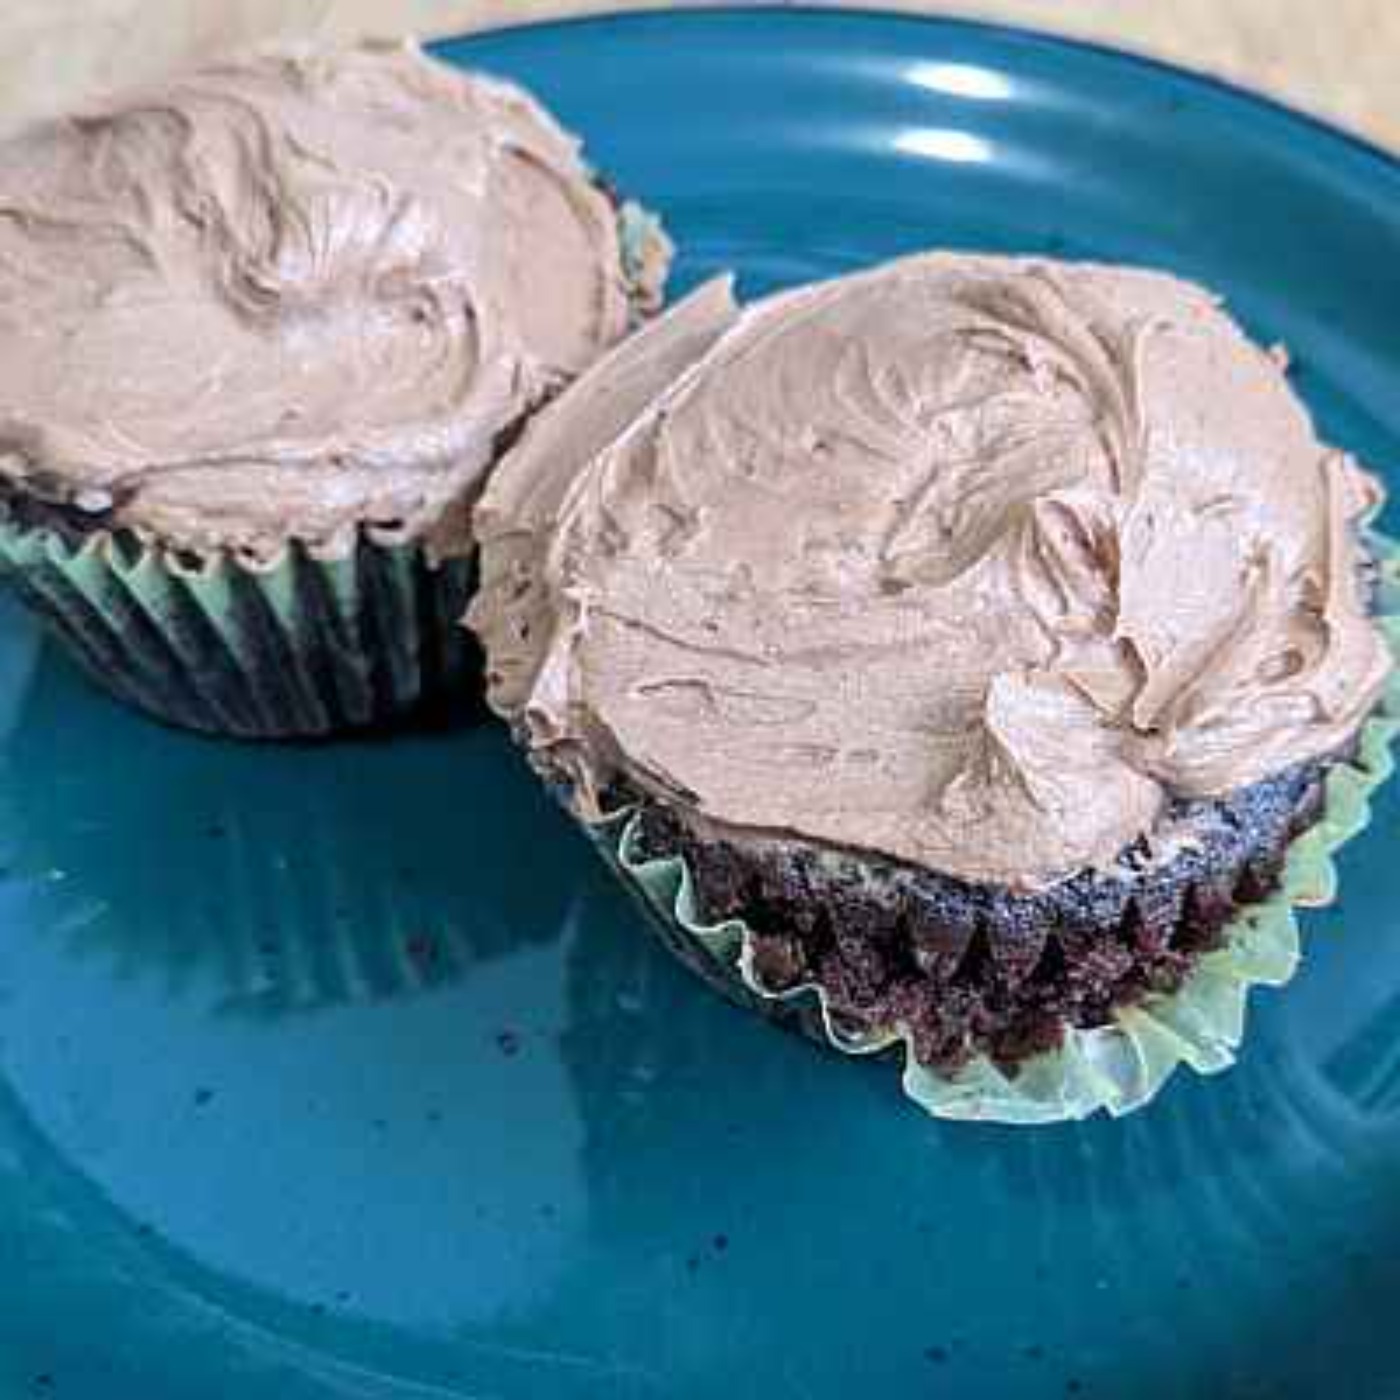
471,255,1393,890
0,41,668,561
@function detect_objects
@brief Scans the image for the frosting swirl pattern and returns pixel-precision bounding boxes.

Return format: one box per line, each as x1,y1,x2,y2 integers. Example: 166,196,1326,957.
472,256,1392,889
0,41,665,560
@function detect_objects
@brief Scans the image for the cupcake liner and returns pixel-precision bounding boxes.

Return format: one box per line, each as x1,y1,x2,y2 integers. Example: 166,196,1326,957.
583,529,1400,1125
0,518,477,738
617,198,672,311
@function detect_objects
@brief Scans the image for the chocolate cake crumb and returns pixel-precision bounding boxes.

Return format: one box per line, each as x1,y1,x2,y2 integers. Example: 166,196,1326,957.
633,757,1328,1071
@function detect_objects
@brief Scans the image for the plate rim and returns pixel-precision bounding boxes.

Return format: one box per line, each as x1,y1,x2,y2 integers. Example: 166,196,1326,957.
442,1,1400,189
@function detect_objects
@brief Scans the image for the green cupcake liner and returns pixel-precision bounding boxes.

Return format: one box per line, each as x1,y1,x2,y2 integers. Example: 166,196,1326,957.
0,519,477,738
618,199,671,304
585,531,1400,1125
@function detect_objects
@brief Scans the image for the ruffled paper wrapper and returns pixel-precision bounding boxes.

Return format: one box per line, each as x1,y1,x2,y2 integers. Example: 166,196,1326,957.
0,521,478,738
585,532,1400,1125
0,205,670,740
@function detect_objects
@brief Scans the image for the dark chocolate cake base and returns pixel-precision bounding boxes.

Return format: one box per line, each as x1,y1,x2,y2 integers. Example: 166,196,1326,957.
632,761,1329,1073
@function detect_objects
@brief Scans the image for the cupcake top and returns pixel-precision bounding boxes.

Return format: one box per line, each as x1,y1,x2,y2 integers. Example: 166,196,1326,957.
471,255,1393,890
0,41,666,562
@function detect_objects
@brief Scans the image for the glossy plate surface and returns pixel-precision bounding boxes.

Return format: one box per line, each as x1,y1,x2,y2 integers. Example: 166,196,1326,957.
5,9,1400,1398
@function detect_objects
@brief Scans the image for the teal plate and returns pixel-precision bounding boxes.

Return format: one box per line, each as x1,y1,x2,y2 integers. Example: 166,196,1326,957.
4,9,1400,1398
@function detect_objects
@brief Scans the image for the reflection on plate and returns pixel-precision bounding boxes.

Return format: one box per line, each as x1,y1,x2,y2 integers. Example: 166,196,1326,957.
0,644,567,1018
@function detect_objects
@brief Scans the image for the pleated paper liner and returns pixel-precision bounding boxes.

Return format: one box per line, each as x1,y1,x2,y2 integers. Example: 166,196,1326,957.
616,198,671,306
585,531,1400,1125
0,518,478,739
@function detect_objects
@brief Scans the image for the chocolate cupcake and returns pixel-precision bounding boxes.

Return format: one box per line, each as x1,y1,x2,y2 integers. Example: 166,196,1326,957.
470,257,1399,1123
0,40,669,737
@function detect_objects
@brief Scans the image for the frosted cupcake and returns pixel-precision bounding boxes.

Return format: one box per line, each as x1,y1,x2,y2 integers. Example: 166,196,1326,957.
469,257,1398,1123
0,40,669,737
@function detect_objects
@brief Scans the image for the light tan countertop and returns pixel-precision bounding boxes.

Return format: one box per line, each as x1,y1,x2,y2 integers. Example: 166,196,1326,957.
2,2,1396,149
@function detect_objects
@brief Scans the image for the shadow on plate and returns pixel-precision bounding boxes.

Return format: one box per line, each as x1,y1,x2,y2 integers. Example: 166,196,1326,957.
0,637,585,1019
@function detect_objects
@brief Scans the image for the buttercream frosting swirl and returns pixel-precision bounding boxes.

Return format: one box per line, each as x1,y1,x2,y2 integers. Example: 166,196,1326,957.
0,40,667,561
471,256,1393,890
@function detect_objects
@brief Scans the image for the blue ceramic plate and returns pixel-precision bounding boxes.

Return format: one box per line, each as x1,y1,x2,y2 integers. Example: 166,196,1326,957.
4,9,1400,1398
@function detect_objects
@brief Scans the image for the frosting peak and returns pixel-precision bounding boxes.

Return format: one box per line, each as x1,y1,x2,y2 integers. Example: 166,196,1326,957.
472,255,1392,890
0,41,665,560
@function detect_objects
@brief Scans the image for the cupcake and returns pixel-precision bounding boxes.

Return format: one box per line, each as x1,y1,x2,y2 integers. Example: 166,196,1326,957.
469,255,1399,1124
0,40,669,738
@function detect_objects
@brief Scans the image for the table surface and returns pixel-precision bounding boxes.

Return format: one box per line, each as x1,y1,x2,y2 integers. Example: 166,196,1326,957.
2,1,1397,151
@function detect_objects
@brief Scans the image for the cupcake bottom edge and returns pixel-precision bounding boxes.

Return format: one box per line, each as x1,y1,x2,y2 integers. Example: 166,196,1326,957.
0,522,481,740
580,680,1398,1125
